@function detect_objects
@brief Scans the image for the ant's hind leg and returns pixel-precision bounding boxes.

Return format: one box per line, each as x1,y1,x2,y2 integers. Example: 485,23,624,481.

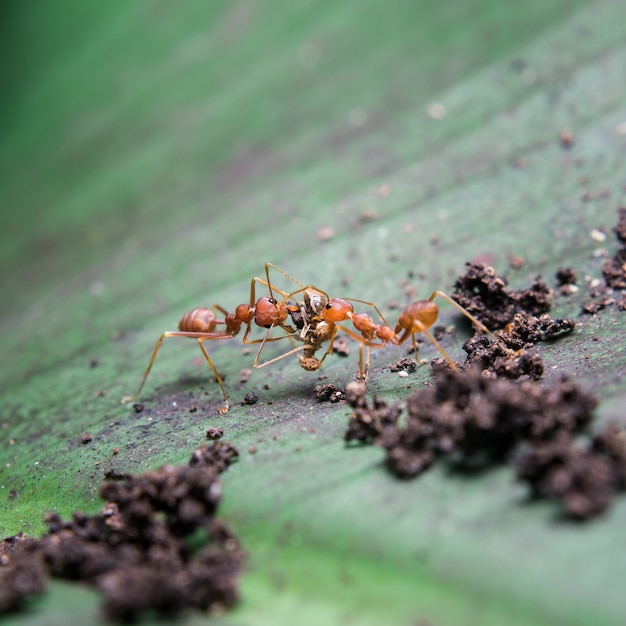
421,328,458,370
429,290,494,338
196,337,229,414
121,332,170,404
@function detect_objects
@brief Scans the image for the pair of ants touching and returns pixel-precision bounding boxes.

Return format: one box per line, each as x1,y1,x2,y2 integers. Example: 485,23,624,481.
121,263,493,413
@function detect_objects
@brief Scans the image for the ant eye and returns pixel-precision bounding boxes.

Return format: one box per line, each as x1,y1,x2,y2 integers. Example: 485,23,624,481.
269,298,276,304
264,323,272,328
325,303,333,309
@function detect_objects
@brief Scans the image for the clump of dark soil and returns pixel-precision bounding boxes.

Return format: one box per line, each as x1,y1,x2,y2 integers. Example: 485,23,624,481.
583,208,626,313
452,263,552,329
314,383,345,403
446,264,576,379
390,357,418,373
462,311,576,381
344,381,401,444
0,441,244,621
240,391,259,405
603,207,626,289
344,367,626,519
516,424,626,519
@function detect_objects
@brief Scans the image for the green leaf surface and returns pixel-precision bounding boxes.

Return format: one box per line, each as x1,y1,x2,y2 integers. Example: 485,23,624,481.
1,1,626,624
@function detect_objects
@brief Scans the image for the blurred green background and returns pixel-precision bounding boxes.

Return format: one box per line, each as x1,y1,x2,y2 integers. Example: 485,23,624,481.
1,1,626,624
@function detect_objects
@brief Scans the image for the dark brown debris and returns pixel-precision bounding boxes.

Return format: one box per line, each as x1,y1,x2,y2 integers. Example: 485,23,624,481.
205,427,225,441
612,206,626,244
0,442,244,621
390,357,418,373
314,383,345,403
516,423,626,520
344,381,401,445
332,336,350,357
0,535,46,613
240,392,258,406
583,208,626,311
462,334,545,381
461,311,575,381
602,248,626,290
452,263,552,329
342,366,625,519
555,267,578,286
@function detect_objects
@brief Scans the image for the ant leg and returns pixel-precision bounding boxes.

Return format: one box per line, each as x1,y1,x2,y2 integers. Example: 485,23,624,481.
397,326,458,370
250,322,300,367
196,336,230,414
121,331,234,411
428,291,495,338
121,332,170,404
356,343,372,381
420,328,458,370
264,263,306,301
253,342,306,368
343,297,392,326
333,324,387,380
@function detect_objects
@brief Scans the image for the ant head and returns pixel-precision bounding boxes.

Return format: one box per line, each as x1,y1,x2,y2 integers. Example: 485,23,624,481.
321,298,354,322
254,296,288,328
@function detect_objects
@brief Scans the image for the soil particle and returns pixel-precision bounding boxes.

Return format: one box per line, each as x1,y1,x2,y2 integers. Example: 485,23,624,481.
343,382,401,445
602,248,626,290
103,469,132,481
0,442,244,621
452,263,552,329
390,357,418,373
314,383,345,403
612,206,626,243
461,311,575,381
516,423,626,520
583,208,626,311
555,267,577,286
0,535,46,613
240,392,258,405
206,427,224,441
332,336,350,357
343,367,623,519
462,334,545,381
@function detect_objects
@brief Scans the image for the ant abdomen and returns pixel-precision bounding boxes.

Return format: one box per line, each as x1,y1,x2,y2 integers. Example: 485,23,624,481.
178,308,219,333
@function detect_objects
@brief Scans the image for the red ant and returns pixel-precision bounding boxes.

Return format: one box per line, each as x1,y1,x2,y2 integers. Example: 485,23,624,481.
248,265,398,378
120,269,300,413
252,266,494,379
121,264,495,413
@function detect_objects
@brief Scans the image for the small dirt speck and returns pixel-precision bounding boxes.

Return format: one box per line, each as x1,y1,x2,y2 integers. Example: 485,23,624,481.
241,392,258,405
206,427,224,441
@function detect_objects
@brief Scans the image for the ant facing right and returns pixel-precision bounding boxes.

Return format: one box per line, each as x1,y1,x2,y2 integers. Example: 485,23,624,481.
121,263,496,412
